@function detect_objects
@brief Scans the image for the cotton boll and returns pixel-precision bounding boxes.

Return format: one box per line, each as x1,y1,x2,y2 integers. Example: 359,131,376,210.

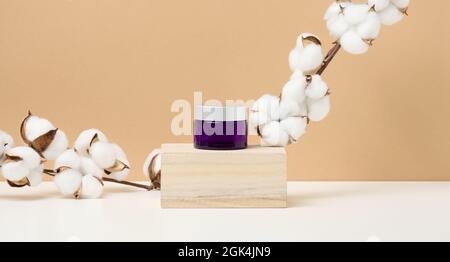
305,75,329,99
110,168,129,181
290,70,304,80
54,149,81,171
0,130,13,144
42,129,69,160
324,1,341,20
280,76,307,118
288,49,300,71
260,121,290,147
356,12,381,40
80,175,103,199
89,142,116,169
0,130,14,162
27,165,44,187
378,4,405,25
297,44,324,73
111,144,129,167
324,1,350,20
250,111,269,129
307,96,331,122
143,149,161,178
390,0,409,9
251,95,273,112
7,146,41,169
80,157,103,179
22,115,55,142
343,4,370,25
279,99,307,119
293,33,324,73
280,117,307,143
324,2,339,21
1,161,30,181
107,144,130,181
281,78,307,104
326,14,350,39
74,129,109,156
340,30,369,55
27,172,42,187
143,148,161,188
54,169,82,196
251,95,281,122
368,0,390,11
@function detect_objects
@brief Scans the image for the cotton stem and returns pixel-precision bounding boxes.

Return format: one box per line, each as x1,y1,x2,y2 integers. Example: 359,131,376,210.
316,42,341,76
43,169,154,191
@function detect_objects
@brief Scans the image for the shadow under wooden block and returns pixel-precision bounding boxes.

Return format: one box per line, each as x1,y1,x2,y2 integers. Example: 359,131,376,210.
161,143,287,208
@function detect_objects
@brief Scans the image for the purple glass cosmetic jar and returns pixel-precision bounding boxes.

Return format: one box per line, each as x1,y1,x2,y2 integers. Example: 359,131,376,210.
194,105,248,150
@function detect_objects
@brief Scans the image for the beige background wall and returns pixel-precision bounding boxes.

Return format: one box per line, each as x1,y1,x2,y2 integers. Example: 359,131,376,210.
0,0,449,181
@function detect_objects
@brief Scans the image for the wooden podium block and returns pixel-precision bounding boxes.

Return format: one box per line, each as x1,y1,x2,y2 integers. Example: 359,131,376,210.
161,143,287,208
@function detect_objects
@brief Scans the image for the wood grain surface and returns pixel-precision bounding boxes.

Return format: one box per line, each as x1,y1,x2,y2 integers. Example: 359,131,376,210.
161,144,287,208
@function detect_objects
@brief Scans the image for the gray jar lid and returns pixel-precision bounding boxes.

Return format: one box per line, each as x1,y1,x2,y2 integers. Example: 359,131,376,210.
194,105,247,121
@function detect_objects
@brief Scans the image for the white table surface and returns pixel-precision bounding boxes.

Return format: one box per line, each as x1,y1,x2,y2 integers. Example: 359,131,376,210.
1,181,449,242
